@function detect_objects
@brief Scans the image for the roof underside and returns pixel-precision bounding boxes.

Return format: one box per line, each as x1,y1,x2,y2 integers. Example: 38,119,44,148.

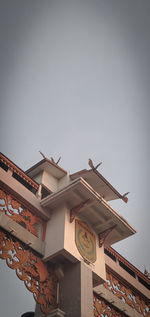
41,178,136,247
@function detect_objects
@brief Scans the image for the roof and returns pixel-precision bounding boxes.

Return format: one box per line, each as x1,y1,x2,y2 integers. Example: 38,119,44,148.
41,177,136,246
70,168,128,203
26,158,67,180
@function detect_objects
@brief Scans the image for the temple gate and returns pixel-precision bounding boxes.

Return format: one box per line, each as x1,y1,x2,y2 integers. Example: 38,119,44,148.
0,153,149,317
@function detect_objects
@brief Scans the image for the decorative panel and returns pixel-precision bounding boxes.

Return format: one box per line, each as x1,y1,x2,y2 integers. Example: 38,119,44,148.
0,229,57,315
105,271,150,316
93,294,126,317
0,188,44,239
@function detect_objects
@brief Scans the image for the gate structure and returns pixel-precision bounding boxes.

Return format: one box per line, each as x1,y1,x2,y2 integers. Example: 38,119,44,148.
0,152,149,317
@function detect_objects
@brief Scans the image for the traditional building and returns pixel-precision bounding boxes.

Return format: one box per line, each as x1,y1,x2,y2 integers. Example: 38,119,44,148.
0,152,149,317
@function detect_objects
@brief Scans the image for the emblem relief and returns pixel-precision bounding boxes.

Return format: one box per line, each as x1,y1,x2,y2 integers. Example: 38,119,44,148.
75,219,96,263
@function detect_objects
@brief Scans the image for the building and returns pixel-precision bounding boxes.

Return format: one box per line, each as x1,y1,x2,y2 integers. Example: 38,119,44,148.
0,152,149,317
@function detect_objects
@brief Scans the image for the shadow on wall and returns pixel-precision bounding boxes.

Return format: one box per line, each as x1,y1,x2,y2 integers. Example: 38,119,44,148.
21,312,34,317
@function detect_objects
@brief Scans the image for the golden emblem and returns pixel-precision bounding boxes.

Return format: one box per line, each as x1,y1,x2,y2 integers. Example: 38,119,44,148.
75,219,96,263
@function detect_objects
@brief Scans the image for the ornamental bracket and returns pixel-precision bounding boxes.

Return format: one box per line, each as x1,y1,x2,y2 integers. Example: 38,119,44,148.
98,225,117,248
70,198,92,223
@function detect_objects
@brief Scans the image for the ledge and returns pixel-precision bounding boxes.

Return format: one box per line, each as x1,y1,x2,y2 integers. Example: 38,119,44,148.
0,213,45,256
94,285,142,317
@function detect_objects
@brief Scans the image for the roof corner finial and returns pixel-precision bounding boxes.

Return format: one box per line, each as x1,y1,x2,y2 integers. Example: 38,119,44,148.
51,156,61,165
39,152,61,165
88,158,102,170
39,151,46,159
50,156,55,163
122,192,130,203
144,267,150,279
56,156,61,165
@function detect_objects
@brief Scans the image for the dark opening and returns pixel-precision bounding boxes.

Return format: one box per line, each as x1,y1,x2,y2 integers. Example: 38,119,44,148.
119,261,136,278
104,248,116,262
41,185,52,199
0,160,9,172
12,172,36,194
138,276,150,290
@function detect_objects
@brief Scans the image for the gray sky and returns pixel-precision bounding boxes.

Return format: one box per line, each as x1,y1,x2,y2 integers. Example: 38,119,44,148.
0,1,150,316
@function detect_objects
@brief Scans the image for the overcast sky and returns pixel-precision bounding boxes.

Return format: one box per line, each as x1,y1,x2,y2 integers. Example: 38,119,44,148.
0,1,150,316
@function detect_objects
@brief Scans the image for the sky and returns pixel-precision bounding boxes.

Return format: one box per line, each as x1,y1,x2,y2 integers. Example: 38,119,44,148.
0,1,150,316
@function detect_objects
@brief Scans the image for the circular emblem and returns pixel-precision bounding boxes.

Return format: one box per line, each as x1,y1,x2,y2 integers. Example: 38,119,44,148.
75,219,96,263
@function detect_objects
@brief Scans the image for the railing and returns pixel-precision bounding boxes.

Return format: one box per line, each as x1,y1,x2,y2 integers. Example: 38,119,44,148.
0,187,45,239
104,270,150,316
94,293,127,317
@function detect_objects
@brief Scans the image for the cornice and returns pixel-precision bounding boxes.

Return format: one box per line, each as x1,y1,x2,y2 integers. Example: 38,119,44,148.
0,153,39,190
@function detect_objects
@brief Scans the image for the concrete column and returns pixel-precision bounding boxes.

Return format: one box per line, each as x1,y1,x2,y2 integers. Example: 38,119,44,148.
59,262,93,317
34,304,43,317
48,308,65,317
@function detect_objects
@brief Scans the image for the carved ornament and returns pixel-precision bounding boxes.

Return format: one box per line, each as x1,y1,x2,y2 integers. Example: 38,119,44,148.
98,225,116,248
0,229,57,314
94,294,126,317
0,187,45,239
105,271,150,316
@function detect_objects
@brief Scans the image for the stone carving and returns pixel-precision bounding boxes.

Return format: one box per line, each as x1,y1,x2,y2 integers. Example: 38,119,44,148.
93,294,126,317
0,188,44,238
105,271,150,316
0,229,57,314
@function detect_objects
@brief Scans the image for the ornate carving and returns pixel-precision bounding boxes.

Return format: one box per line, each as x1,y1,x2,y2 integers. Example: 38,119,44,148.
0,229,57,314
93,294,126,317
0,188,44,238
105,271,150,316
98,225,116,248
70,198,91,223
